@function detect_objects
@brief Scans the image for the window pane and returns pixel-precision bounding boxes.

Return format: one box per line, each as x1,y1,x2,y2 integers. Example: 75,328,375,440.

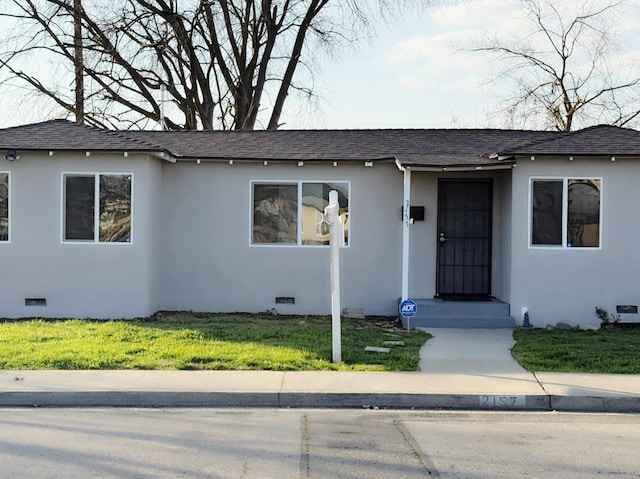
253,184,298,244
0,173,8,241
532,180,562,245
99,174,132,242
301,182,349,246
302,183,328,245
65,175,95,240
567,179,600,247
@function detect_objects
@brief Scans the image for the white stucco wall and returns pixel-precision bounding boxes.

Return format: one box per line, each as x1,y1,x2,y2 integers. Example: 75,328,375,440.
0,151,160,319
0,151,522,320
406,172,437,299
157,161,404,316
510,156,640,327
492,171,513,302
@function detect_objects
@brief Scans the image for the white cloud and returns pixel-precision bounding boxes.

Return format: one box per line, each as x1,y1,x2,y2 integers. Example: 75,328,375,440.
384,0,524,73
397,76,425,89
386,35,452,64
431,0,521,29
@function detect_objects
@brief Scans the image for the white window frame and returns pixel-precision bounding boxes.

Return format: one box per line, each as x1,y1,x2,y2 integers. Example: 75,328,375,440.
528,176,602,250
0,171,9,244
61,172,134,245
250,180,350,247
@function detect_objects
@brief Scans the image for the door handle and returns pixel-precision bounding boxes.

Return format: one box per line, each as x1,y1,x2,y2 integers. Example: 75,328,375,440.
439,233,447,243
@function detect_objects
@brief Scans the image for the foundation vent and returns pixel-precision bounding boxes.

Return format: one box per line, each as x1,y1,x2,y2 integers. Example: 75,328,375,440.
275,297,295,305
617,305,638,314
25,298,47,307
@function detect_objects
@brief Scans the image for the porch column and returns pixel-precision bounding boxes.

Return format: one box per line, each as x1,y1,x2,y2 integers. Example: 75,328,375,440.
401,167,411,301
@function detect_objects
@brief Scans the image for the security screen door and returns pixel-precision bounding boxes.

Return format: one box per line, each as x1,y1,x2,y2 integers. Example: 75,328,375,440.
436,180,492,297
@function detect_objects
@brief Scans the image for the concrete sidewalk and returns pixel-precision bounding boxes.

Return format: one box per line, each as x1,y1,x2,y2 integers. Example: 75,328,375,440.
1,369,639,412
1,329,638,412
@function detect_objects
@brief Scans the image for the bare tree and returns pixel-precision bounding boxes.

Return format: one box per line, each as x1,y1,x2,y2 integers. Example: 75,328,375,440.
0,0,420,130
472,0,640,131
72,0,84,124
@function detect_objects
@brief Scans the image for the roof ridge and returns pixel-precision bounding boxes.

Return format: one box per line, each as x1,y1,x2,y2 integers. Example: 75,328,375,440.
125,127,557,134
498,131,567,154
0,118,74,130
576,123,635,132
108,129,167,150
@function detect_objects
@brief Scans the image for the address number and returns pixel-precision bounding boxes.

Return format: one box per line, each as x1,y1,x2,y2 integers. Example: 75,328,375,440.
479,395,526,408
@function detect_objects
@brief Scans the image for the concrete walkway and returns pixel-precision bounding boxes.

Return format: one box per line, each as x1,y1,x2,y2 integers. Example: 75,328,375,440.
418,328,526,374
1,328,638,412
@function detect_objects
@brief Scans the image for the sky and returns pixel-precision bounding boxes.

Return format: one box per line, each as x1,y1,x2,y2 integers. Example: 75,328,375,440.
1,0,639,130
282,0,640,130
282,0,517,129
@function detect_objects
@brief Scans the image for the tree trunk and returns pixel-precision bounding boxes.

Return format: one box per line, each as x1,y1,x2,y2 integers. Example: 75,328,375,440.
73,0,84,124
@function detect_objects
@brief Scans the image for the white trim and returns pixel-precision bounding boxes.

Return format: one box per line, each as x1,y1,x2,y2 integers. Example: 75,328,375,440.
396,164,514,172
250,180,351,248
401,168,411,301
0,171,9,244
61,171,134,245
528,176,603,250
297,181,303,244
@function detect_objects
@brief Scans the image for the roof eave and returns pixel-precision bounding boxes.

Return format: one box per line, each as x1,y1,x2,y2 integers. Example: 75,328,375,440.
510,153,640,160
403,163,515,172
0,147,174,161
171,156,397,164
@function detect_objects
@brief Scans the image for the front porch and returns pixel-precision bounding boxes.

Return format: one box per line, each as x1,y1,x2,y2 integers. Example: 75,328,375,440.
397,164,515,329
399,298,516,329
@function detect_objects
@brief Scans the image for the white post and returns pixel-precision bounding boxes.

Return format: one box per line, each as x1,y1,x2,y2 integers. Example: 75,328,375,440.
401,168,411,301
325,190,342,363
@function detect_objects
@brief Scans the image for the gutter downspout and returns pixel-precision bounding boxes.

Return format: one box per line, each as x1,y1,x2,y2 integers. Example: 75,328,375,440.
396,159,411,302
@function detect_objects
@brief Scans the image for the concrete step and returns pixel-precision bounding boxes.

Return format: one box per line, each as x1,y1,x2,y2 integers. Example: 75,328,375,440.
402,315,516,329
398,298,516,329
412,298,510,316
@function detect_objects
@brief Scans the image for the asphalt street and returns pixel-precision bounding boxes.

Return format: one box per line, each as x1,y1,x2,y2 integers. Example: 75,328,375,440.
1,409,639,479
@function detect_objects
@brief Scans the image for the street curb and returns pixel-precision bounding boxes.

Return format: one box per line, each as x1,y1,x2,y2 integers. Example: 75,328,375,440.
0,391,556,411
549,395,640,413
280,393,551,411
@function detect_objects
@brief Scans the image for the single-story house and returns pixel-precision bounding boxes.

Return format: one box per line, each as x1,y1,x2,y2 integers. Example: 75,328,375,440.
2,119,640,327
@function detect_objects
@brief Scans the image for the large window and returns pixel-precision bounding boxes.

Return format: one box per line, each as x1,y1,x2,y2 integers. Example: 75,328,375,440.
0,172,8,242
63,173,132,243
252,181,349,246
531,178,601,248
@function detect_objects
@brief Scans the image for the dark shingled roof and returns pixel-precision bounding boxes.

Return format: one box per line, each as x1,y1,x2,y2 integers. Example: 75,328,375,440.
0,119,162,152
124,128,558,166
501,124,640,156
2,120,640,167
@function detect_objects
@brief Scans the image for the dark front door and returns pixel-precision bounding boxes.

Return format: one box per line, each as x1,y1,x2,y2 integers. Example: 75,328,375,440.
437,180,492,297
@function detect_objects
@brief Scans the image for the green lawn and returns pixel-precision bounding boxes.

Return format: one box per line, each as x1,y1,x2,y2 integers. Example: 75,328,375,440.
512,328,640,374
0,313,430,371
3,315,638,373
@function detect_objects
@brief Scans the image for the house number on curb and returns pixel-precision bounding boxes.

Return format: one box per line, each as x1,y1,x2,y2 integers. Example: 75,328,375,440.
479,395,526,408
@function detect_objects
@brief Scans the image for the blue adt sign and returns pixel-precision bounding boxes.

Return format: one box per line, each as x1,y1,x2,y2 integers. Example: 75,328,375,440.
399,299,417,317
